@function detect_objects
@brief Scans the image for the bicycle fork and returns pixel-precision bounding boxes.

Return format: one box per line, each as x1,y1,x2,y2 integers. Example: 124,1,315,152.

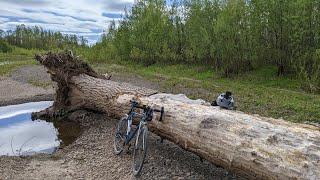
135,121,146,150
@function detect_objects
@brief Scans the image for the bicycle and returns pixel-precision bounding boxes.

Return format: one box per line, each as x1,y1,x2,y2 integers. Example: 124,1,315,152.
114,100,164,176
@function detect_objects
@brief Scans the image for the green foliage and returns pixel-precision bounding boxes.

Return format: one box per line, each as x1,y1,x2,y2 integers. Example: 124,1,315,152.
297,50,320,93
126,0,178,65
2,24,87,50
0,40,12,53
183,0,217,64
0,46,44,76
86,0,320,92
213,0,254,76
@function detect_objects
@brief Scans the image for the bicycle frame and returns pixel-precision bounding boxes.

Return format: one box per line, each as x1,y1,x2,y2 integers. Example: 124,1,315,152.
124,109,147,145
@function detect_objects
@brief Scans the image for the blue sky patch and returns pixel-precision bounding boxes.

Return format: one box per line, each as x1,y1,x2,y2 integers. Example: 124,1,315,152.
102,12,122,19
0,0,135,44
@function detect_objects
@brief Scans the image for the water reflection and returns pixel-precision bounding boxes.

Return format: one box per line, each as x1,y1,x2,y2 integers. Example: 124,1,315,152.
0,101,80,156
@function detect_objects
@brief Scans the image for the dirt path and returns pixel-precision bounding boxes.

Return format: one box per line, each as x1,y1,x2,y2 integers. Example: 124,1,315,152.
0,65,244,179
0,65,54,106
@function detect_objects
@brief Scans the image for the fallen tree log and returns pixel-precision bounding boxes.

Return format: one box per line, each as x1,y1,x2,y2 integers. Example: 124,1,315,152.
33,52,320,179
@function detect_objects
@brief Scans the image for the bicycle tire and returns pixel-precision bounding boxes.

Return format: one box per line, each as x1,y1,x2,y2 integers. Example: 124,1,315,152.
132,125,148,176
114,117,127,155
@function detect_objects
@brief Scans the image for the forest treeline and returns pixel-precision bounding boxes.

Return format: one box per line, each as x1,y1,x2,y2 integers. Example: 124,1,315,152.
87,0,320,92
1,0,320,92
0,24,87,51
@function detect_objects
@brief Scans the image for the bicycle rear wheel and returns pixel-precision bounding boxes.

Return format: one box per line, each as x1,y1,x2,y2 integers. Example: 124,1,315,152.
133,125,148,176
114,117,127,155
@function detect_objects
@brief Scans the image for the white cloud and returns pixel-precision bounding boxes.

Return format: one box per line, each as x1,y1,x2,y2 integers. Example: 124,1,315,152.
0,101,53,119
0,0,134,43
0,16,9,23
0,120,60,156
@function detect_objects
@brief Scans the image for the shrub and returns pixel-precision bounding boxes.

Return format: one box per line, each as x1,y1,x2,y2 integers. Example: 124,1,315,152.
297,50,320,93
0,40,12,53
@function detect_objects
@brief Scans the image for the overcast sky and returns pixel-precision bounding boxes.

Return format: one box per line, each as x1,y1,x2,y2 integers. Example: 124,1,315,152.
0,0,134,44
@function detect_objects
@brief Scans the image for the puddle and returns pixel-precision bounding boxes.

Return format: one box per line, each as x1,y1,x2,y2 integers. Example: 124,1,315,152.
0,101,81,156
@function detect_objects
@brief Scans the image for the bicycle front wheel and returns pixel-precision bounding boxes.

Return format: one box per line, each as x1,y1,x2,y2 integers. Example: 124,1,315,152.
133,125,148,176
114,117,127,155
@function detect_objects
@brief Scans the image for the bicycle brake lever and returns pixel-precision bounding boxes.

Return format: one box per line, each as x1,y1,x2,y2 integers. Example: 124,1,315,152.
159,107,164,121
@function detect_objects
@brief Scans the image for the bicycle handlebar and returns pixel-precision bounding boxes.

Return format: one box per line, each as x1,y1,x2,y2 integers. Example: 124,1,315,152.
130,100,164,121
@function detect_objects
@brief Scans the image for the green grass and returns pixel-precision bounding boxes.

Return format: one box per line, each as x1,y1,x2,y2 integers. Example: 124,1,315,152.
0,47,42,75
93,61,320,123
0,60,36,75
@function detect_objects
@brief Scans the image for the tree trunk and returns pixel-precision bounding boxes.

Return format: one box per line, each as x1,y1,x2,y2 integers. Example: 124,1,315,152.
33,52,320,180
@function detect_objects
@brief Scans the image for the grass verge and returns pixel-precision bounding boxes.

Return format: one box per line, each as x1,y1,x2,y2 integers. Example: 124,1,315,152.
0,48,41,76
0,59,36,76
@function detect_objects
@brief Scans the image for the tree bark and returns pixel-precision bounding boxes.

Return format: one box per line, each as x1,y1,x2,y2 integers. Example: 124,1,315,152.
34,52,320,180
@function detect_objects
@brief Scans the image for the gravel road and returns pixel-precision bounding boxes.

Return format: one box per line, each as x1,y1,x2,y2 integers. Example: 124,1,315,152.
10,65,52,84
0,65,53,106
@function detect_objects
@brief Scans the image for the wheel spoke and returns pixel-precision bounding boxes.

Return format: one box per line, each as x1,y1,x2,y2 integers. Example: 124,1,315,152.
114,117,128,155
133,126,148,176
